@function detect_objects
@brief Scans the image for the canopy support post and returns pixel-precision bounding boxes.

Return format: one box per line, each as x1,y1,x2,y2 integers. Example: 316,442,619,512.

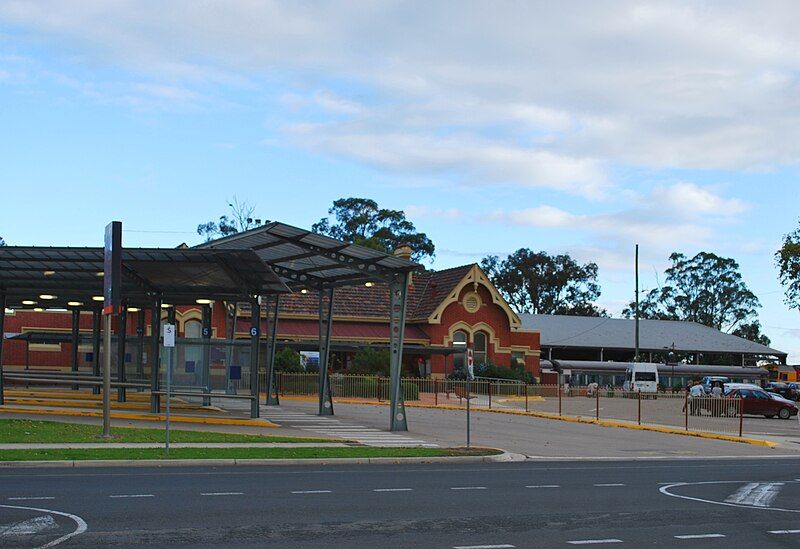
389,272,409,432
117,303,128,402
71,308,80,390
249,296,260,419
0,293,6,405
136,310,144,391
150,296,162,414
264,295,280,406
92,308,101,394
202,304,212,406
318,287,334,416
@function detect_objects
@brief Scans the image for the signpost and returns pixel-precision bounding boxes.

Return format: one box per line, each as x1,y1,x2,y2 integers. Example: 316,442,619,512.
163,323,176,455
466,347,474,448
102,222,122,439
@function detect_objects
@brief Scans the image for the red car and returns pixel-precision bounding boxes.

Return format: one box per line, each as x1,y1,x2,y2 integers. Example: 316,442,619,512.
725,388,798,419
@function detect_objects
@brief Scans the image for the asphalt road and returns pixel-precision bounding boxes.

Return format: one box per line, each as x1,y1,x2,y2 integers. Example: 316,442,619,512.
2,458,800,547
268,400,800,458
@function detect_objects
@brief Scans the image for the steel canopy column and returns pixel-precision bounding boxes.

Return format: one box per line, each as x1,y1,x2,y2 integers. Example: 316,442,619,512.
264,295,280,406
117,303,128,402
150,297,162,414
201,304,212,406
71,308,80,390
389,272,410,431
318,287,334,416
92,308,101,395
136,310,144,391
249,297,261,419
0,292,6,405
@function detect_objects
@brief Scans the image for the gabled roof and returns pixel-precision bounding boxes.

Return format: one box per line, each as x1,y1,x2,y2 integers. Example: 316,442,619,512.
521,314,786,358
275,264,474,321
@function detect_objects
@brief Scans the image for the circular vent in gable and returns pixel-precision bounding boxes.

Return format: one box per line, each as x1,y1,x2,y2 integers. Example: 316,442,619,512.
463,292,481,313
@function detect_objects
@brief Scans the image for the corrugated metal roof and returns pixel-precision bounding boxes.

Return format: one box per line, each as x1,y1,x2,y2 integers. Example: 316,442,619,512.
521,314,785,357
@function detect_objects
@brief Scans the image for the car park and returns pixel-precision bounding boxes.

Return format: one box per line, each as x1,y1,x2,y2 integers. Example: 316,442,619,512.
724,387,798,419
701,376,730,394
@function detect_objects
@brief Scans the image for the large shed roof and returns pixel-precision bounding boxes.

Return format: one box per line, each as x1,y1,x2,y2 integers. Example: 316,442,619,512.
521,314,786,358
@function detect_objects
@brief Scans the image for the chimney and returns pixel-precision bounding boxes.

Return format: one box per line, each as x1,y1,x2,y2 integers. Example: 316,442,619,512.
393,243,412,261
393,243,414,286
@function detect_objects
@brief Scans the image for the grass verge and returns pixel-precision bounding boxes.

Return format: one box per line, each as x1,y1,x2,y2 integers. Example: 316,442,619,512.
0,446,501,461
0,419,331,444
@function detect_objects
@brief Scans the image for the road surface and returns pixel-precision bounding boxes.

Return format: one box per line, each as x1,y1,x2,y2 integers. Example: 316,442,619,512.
2,458,800,547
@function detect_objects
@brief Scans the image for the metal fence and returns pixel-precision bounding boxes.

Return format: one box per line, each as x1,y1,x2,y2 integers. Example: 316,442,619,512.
270,374,745,438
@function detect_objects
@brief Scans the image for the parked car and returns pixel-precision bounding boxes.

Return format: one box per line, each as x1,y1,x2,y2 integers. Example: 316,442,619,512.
765,382,798,401
724,387,798,419
701,376,730,394
767,392,795,406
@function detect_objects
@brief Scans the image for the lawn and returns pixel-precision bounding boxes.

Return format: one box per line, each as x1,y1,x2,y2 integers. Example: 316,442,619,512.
0,446,501,461
0,419,333,444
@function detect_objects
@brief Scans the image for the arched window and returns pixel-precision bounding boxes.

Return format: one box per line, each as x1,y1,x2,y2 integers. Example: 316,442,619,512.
184,319,202,339
452,330,468,372
473,331,488,366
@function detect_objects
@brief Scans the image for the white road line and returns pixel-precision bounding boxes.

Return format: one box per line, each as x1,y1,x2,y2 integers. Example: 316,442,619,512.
567,540,623,545
291,490,332,494
0,504,87,548
769,530,800,534
674,534,725,539
451,486,487,491
725,482,784,507
594,483,625,487
453,545,516,549
525,485,560,489
200,492,244,496
7,496,55,501
109,494,154,498
373,488,413,492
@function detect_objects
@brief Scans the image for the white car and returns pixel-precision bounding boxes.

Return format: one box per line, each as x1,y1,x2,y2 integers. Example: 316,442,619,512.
767,391,795,405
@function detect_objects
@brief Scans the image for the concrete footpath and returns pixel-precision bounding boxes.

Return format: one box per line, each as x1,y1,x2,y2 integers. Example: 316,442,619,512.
0,442,350,449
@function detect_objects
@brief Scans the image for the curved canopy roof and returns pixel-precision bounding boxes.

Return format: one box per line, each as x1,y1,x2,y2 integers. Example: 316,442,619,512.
196,221,419,290
0,246,288,309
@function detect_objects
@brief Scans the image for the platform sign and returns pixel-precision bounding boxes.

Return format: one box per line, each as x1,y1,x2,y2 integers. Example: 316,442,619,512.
229,365,242,380
163,324,176,347
103,221,122,316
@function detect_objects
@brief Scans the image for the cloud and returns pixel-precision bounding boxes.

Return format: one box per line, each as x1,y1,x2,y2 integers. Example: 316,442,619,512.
486,183,745,261
6,2,800,190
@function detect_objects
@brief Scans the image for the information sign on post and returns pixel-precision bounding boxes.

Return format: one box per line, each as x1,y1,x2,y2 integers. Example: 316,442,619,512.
466,346,474,448
163,323,176,455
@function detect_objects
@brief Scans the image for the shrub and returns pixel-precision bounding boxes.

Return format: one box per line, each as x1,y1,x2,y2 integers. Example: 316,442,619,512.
446,359,533,383
349,348,390,376
274,347,304,373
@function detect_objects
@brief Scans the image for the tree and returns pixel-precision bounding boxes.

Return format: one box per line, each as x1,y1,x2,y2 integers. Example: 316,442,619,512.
274,347,304,373
623,252,762,333
732,320,771,347
197,197,262,242
777,222,800,310
481,250,606,316
312,198,435,263
0,236,5,246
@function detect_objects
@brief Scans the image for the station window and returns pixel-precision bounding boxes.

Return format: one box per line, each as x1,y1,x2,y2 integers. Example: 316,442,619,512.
473,331,487,365
453,330,467,372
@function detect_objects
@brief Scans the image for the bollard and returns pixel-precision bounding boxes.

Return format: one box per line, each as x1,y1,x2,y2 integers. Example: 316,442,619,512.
637,390,641,425
525,383,529,412
739,397,743,437
558,384,562,416
595,387,600,421
684,391,689,431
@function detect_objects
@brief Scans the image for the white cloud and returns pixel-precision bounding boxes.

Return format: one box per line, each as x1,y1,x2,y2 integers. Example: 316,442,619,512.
6,2,800,190
486,183,745,262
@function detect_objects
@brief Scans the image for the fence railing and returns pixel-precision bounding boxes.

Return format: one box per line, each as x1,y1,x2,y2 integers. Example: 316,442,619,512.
268,374,745,438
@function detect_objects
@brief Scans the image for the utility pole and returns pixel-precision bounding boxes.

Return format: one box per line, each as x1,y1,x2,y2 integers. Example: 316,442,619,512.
634,244,640,363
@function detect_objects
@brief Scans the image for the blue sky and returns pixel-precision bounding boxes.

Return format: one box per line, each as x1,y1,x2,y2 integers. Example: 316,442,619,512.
1,1,800,360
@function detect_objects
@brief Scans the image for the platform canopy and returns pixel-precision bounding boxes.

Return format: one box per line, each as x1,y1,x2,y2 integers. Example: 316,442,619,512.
0,247,289,309
196,221,419,290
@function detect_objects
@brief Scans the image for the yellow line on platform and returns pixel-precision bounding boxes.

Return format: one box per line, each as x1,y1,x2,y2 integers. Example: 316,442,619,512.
4,398,225,413
4,390,186,404
0,407,277,427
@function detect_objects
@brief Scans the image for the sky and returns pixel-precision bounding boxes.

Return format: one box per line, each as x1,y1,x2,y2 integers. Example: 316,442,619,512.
1,1,800,360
